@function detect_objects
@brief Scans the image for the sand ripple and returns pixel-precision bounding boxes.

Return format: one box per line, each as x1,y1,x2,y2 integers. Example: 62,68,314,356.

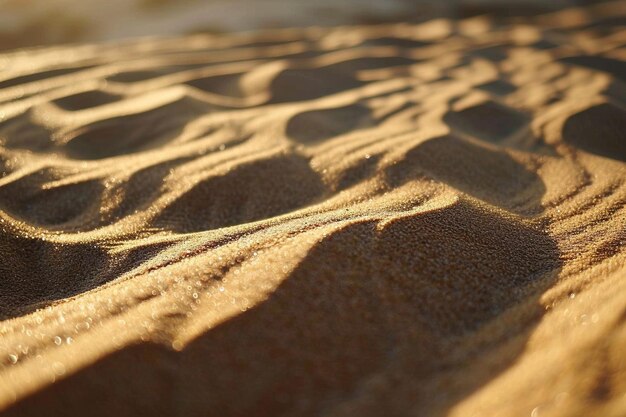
0,2,625,416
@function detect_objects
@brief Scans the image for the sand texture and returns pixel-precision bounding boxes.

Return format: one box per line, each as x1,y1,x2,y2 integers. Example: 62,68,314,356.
0,2,626,416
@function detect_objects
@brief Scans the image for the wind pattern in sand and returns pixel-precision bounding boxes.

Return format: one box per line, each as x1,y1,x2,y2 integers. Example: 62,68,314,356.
0,2,625,416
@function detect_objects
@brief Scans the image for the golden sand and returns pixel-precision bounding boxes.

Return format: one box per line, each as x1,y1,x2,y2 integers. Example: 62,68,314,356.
0,2,625,416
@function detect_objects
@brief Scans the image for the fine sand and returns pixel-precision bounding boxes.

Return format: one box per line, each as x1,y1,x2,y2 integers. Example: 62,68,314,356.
0,2,625,416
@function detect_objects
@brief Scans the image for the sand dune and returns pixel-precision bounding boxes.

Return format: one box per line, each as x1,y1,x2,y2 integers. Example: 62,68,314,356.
0,1,625,416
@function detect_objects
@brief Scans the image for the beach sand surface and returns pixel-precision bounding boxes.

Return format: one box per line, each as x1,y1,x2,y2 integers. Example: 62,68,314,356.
0,1,625,416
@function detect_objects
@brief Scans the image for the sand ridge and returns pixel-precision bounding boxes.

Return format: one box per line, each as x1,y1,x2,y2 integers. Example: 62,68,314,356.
0,1,625,416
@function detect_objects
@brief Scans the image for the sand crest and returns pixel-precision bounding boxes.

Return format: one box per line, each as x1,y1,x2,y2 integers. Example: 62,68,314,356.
0,2,625,416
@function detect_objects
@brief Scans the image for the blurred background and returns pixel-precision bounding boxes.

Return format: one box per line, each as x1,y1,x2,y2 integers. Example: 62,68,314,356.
0,0,603,51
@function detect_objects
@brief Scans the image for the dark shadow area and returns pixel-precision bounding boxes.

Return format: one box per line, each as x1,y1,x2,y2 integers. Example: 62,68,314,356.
104,156,195,223
603,80,626,106
186,73,245,97
285,104,373,143
0,227,174,320
107,70,170,83
268,67,363,104
63,96,211,160
387,135,545,215
0,230,109,319
559,56,626,83
531,39,560,50
0,65,95,90
476,79,517,96
443,100,529,143
2,198,562,417
562,102,626,162
469,44,509,62
268,56,417,103
577,14,626,36
360,37,431,49
335,153,382,191
0,156,192,232
104,65,208,83
53,90,122,111
0,168,104,227
153,153,326,232
0,152,11,178
0,111,54,152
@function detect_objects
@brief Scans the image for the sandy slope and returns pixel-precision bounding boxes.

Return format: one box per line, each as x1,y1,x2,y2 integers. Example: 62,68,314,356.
0,1,625,416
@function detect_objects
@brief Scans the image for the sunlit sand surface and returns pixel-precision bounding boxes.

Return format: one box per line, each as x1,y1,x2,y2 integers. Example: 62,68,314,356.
0,1,625,416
